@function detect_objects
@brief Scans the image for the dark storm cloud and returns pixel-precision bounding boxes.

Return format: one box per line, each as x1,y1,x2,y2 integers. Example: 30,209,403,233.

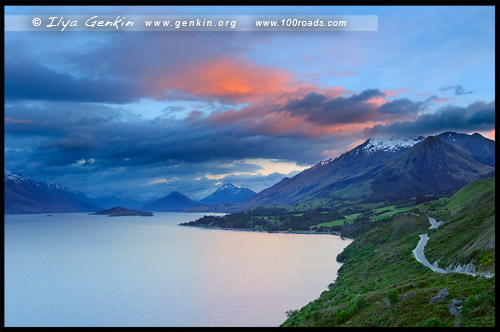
4,101,123,139
284,89,427,124
467,107,495,125
5,121,66,138
378,98,425,114
366,100,495,137
4,100,337,176
4,60,145,103
4,32,261,104
285,89,386,124
5,99,338,199
350,89,385,102
440,85,473,95
40,136,99,151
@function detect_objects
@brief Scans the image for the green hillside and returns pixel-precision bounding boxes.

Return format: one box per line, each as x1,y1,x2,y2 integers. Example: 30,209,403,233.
282,177,495,327
420,177,495,273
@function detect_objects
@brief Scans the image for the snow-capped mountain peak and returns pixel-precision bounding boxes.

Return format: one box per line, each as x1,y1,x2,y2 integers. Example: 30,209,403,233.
199,183,256,204
308,158,335,172
5,169,76,193
216,183,248,194
361,136,425,153
5,169,32,183
220,183,237,190
306,136,425,172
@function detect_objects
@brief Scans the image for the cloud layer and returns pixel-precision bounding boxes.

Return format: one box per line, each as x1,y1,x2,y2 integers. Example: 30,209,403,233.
4,10,495,199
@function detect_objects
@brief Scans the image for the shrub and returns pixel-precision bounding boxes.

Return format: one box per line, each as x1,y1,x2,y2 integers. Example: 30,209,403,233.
336,310,350,324
386,289,399,305
349,294,368,314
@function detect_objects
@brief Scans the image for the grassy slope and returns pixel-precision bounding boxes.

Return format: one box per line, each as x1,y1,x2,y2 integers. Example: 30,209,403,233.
282,178,495,327
420,177,495,272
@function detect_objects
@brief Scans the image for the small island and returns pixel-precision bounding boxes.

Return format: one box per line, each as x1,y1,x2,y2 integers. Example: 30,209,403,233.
92,206,154,217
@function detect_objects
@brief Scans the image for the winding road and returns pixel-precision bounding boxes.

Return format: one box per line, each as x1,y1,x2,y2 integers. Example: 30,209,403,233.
427,216,443,229
412,216,494,278
412,232,446,273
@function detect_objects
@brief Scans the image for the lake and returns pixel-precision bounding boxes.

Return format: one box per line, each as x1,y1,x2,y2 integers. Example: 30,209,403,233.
4,212,352,327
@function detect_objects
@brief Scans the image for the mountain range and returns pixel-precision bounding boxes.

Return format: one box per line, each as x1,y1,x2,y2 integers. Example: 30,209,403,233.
199,183,256,205
140,184,257,212
222,132,495,212
141,191,200,212
4,131,495,214
437,131,495,166
4,170,101,214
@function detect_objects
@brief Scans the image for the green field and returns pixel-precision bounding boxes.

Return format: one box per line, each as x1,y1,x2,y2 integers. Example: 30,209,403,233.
369,206,415,221
311,213,362,229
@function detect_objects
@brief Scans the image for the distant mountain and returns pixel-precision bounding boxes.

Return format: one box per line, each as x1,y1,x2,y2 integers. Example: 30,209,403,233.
225,132,494,211
141,191,200,212
438,131,495,166
88,193,144,210
4,170,101,214
199,183,256,205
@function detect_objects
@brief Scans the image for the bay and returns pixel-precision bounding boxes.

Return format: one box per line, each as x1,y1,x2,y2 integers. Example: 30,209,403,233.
4,212,351,327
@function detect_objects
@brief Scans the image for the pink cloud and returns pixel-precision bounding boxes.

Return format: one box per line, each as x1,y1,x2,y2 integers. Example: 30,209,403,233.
432,97,453,104
383,87,409,97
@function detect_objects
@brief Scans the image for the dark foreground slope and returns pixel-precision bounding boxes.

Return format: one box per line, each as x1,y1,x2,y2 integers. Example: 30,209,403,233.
282,177,495,327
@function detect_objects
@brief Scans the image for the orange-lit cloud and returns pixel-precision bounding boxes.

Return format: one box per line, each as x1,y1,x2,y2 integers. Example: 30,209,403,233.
147,51,354,106
144,52,443,140
200,84,425,138
474,129,495,140
152,58,292,103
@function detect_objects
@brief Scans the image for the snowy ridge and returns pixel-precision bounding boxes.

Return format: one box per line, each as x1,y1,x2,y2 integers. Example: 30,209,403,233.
217,183,246,194
5,169,32,183
308,136,424,172
308,158,334,171
89,192,131,199
319,158,334,166
5,169,77,194
361,136,425,153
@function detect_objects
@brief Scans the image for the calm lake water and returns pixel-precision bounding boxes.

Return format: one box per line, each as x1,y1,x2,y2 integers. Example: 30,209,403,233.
4,212,351,327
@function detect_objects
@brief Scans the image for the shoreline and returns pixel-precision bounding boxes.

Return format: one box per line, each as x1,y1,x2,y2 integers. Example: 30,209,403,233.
178,223,351,240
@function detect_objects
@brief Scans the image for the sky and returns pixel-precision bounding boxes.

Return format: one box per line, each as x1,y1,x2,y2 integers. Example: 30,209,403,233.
4,5,496,201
